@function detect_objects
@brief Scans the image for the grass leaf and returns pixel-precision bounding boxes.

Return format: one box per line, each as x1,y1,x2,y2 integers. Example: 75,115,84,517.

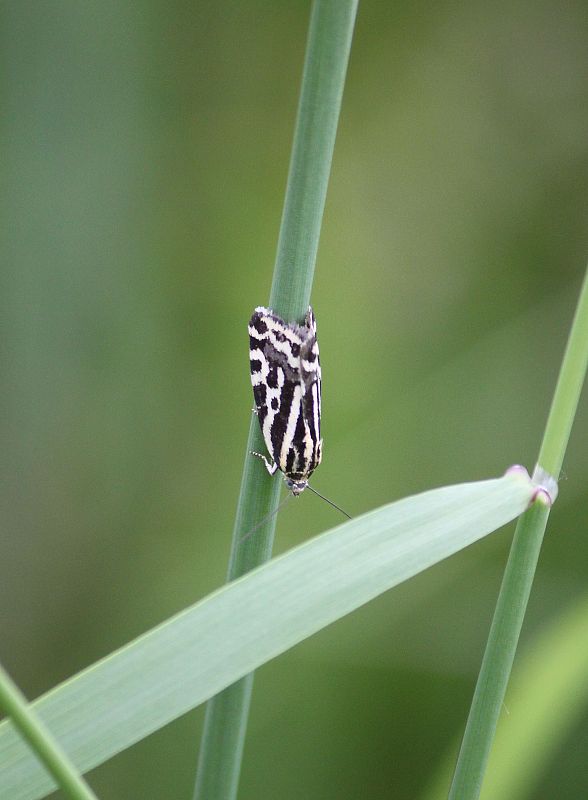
0,472,533,800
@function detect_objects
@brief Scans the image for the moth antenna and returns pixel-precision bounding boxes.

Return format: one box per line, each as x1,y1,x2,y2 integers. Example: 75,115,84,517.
239,492,293,544
306,485,351,520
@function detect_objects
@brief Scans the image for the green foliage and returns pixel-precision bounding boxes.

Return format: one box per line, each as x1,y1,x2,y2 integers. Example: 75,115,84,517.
0,474,533,800
0,665,97,800
195,2,358,797
2,2,588,799
448,269,588,799
423,595,588,800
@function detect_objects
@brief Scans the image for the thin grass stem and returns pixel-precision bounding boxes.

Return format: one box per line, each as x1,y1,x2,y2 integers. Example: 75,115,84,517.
0,663,98,800
537,269,588,478
193,3,358,798
449,265,588,799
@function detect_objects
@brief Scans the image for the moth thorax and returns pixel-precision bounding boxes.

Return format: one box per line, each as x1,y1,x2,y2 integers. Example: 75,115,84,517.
285,477,308,496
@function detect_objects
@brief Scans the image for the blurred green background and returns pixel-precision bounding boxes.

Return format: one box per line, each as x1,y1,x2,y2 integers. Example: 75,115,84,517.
2,2,588,798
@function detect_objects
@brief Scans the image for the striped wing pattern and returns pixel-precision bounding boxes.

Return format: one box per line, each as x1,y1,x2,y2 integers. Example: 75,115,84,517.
249,306,322,493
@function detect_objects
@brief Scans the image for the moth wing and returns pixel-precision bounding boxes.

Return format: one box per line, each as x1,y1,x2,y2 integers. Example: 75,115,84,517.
300,306,321,395
249,306,299,468
249,308,277,461
299,307,322,469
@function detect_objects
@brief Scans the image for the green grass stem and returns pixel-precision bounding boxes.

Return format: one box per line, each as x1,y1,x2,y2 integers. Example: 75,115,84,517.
448,265,588,799
537,269,588,478
193,3,358,798
0,663,98,800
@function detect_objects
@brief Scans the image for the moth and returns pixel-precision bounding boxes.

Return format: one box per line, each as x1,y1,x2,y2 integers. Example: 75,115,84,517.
248,305,322,495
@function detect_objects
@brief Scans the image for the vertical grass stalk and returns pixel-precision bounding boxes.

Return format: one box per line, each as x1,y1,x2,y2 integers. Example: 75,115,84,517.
0,663,99,800
449,266,588,799
193,3,358,798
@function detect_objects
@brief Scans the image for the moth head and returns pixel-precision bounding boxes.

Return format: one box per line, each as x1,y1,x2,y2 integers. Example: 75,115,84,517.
285,477,308,496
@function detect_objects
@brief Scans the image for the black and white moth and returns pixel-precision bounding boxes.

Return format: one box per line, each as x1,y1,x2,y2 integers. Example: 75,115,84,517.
248,305,322,495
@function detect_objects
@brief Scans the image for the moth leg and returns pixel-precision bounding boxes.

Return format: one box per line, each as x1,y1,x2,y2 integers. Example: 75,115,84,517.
251,451,279,476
